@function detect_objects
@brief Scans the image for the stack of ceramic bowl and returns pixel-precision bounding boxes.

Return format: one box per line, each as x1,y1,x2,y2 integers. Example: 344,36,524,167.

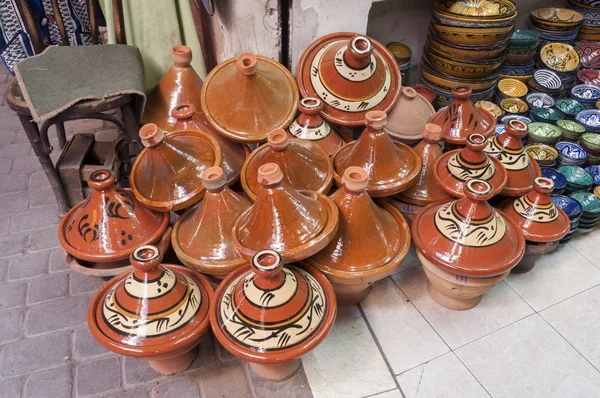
531,107,565,124
527,121,562,145
542,168,568,193
551,194,583,243
579,132,600,165
387,42,412,85
525,143,559,168
555,141,588,167
575,43,600,80
554,98,586,118
496,78,529,115
576,109,600,135
529,8,583,48
526,93,555,110
500,30,539,82
567,0,600,41
585,165,600,185
571,84,600,108
558,165,594,193
570,191,600,232
538,42,581,91
578,68,600,86
528,69,566,99
557,119,587,141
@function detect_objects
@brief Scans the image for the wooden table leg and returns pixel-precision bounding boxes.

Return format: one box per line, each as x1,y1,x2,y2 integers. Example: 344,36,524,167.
56,122,67,149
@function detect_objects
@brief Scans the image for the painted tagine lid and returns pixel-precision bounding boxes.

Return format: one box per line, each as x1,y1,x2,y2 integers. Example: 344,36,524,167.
498,177,570,243
233,163,339,263
296,33,401,127
58,170,169,263
172,103,249,185
210,249,336,363
434,133,508,198
430,86,496,146
130,123,222,212
412,179,526,277
172,167,251,277
201,52,298,143
484,119,541,197
384,87,435,144
88,245,213,358
141,46,204,130
241,129,333,201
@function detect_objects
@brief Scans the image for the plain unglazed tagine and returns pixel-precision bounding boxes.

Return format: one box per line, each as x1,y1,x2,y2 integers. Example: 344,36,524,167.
210,249,337,381
232,163,339,263
296,32,401,126
305,167,411,305
87,245,214,375
171,167,251,279
384,87,435,145
130,123,222,212
412,179,525,310
332,110,421,197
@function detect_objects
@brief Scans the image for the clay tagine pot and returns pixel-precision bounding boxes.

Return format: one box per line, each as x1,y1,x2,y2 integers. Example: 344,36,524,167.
412,179,525,310
141,45,204,130
484,119,541,197
201,52,298,143
430,86,496,146
232,163,339,263
384,87,435,145
498,177,570,273
210,249,337,381
296,33,401,127
130,123,222,212
172,103,249,185
332,111,421,197
88,245,214,375
305,167,411,305
172,167,251,279
241,129,334,201
434,133,508,198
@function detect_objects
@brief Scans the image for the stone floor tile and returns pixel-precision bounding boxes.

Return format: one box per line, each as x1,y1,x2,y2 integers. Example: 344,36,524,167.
0,116,21,130
109,390,149,398
27,187,55,208
70,271,104,295
0,159,11,175
0,332,70,377
0,309,24,343
215,338,238,363
15,129,27,142
0,173,28,193
0,130,16,146
29,170,50,189
151,377,200,397
26,294,91,335
28,272,69,304
28,225,61,252
187,334,216,372
76,356,121,397
0,215,8,237
12,155,41,173
73,327,110,360
392,243,420,275
0,280,27,310
24,366,72,398
569,231,600,269
123,356,165,387
0,233,27,257
0,259,7,280
248,363,313,398
0,142,30,159
95,128,120,142
8,251,49,280
11,205,60,233
0,191,28,215
370,389,403,397
49,248,69,272
0,379,22,398
199,362,252,398
360,277,449,374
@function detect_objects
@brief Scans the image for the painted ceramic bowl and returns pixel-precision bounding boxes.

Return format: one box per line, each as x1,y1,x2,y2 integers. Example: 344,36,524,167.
420,57,499,92
498,78,528,98
510,29,540,48
585,165,600,185
531,107,565,124
570,191,600,217
387,42,412,64
533,69,563,91
556,141,588,161
556,119,586,140
554,98,586,116
476,100,503,119
501,98,529,115
595,185,600,200
527,122,563,144
525,144,559,165
541,168,568,192
540,43,580,73
432,24,514,46
558,165,594,190
597,100,600,110
504,51,536,66
571,84,600,104
501,114,532,125
581,132,600,150
530,8,583,29
576,109,600,133
499,61,535,76
578,69,600,86
526,93,555,109
426,32,508,61
433,0,517,21
425,46,503,79
575,42,600,69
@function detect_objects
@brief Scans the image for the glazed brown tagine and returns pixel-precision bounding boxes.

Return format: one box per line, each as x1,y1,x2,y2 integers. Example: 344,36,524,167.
484,119,541,197
210,249,336,381
241,129,333,201
430,86,496,146
172,167,251,279
305,167,411,305
201,52,298,143
434,133,508,198
88,245,213,375
384,87,436,145
332,111,421,197
141,46,204,130
232,163,339,263
296,32,401,127
412,179,525,310
130,123,222,212
498,177,570,273
172,103,249,185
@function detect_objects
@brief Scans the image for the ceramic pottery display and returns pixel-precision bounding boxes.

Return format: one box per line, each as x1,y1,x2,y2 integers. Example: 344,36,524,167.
332,111,421,197
484,119,541,196
556,119,585,141
210,249,336,381
233,163,339,262
558,165,594,193
500,98,529,116
576,109,600,133
384,87,436,145
201,52,298,143
551,195,582,244
570,191,600,233
412,179,526,310
476,101,504,119
525,144,558,168
296,33,401,126
130,124,222,212
241,130,333,201
541,168,567,194
88,245,214,375
172,167,251,279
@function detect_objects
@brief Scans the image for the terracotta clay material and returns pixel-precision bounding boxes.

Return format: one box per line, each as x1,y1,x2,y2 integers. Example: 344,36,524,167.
296,33,402,127
130,124,222,212
200,52,299,143
332,111,421,197
512,241,559,274
384,87,435,145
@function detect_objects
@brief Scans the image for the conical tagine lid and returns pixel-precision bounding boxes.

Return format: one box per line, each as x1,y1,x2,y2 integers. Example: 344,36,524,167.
498,177,570,243
484,119,541,197
412,179,525,277
384,87,435,144
297,33,401,127
434,133,508,198
241,130,333,201
332,111,421,197
172,167,252,277
232,163,339,262
201,52,298,143
58,170,169,263
130,124,222,212
210,250,336,363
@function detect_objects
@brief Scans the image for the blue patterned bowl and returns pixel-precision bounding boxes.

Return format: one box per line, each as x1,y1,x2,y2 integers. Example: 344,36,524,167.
571,84,600,104
526,93,555,109
554,98,586,116
542,168,568,192
551,194,583,220
576,109,600,133
585,165,600,185
556,142,588,160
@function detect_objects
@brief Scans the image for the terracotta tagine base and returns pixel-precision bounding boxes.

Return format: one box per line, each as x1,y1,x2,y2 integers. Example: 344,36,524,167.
512,241,559,274
148,345,199,375
249,359,302,382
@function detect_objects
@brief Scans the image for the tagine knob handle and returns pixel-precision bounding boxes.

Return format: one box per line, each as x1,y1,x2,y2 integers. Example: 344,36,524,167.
452,85,472,100
236,52,258,76
466,133,488,152
422,123,442,144
171,45,192,66
251,249,284,280
171,103,196,120
202,167,227,192
464,179,494,202
139,123,165,148
365,110,387,131
298,98,324,115
87,170,116,190
267,130,290,151
506,119,529,139
342,167,369,192
257,163,284,186
130,245,163,272
533,177,554,194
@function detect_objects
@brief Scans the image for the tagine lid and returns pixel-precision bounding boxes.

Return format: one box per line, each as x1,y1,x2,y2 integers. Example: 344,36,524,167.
201,52,299,143
499,177,570,243
434,133,508,198
210,249,337,363
58,170,169,263
241,129,334,201
384,87,435,142
296,32,401,127
412,179,526,277
130,124,222,212
430,86,496,145
88,245,213,357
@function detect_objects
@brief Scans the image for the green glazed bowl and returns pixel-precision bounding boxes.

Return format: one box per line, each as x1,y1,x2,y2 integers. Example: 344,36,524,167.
528,122,563,143
571,191,600,215
509,29,540,49
559,166,594,187
556,119,586,139
581,133,600,151
531,107,565,124
554,98,586,117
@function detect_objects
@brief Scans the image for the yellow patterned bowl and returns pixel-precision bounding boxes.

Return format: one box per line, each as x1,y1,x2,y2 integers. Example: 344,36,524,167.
497,78,528,98
425,46,503,79
524,144,559,165
530,8,583,29
498,74,532,83
432,24,514,46
594,185,600,200
434,0,517,19
475,101,504,118
540,43,580,73
450,0,502,16
420,66,498,92
427,35,507,60
500,98,529,114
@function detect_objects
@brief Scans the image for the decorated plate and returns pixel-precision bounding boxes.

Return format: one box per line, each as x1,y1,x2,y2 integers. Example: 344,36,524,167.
540,43,580,73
